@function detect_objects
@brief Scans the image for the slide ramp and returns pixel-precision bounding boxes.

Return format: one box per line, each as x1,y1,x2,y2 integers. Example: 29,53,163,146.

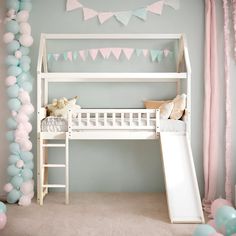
160,132,204,223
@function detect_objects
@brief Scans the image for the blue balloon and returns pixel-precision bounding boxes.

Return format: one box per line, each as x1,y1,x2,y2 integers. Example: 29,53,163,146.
20,2,32,11
21,168,33,181
6,0,20,11
225,217,236,236
0,202,6,214
24,161,34,170
17,72,30,85
5,55,19,66
20,56,31,64
7,40,20,54
7,164,20,176
20,62,30,72
11,176,24,189
19,46,29,56
216,206,236,231
5,20,20,34
9,142,20,155
6,131,15,142
8,155,20,165
7,189,21,204
193,224,216,236
20,151,33,162
7,84,20,98
22,81,33,93
8,98,21,111
8,66,22,77
7,117,17,129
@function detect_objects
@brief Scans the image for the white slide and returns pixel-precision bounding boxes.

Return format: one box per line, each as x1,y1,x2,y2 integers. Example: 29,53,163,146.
160,132,204,223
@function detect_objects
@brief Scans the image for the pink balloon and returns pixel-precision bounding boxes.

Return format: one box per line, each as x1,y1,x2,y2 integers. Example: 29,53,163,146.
208,219,217,230
16,160,24,168
15,128,29,140
3,32,14,43
211,198,233,217
19,139,32,152
16,10,29,22
19,22,31,35
0,213,7,230
16,113,29,123
22,122,32,133
20,181,33,195
19,34,33,47
19,104,34,115
19,195,31,206
7,9,16,18
18,91,30,104
4,183,13,193
5,76,17,86
209,233,224,236
15,50,22,59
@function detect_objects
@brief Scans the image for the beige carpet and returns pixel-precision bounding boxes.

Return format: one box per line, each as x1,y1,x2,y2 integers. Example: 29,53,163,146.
1,193,198,236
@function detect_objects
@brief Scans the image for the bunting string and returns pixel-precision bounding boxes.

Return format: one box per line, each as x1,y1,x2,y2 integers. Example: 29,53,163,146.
48,47,173,63
66,0,180,26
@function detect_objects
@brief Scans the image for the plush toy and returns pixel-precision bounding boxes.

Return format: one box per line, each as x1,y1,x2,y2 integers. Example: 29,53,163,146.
46,96,81,118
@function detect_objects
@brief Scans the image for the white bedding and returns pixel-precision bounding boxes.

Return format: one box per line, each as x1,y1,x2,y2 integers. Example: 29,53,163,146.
41,116,186,132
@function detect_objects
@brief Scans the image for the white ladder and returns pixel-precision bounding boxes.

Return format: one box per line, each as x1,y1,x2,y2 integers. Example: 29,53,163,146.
37,132,69,205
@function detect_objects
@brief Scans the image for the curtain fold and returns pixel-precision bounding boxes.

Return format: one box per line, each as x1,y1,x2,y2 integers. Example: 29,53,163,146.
203,0,220,213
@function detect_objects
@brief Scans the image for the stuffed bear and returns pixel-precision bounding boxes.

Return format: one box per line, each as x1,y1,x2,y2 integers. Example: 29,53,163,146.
46,96,81,118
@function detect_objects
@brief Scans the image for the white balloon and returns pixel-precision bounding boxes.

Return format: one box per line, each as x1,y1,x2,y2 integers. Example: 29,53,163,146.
16,10,29,22
3,32,14,44
19,22,31,35
19,34,33,47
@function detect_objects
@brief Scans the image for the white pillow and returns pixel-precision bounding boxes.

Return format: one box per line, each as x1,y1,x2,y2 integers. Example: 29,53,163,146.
159,102,174,119
170,94,186,120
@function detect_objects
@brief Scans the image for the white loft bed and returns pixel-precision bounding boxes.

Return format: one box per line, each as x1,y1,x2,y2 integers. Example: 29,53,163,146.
37,34,204,223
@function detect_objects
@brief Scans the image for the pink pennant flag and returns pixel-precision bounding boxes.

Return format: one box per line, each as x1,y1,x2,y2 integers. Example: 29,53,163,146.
100,48,111,59
83,8,98,21
147,1,164,15
98,12,114,24
143,49,148,57
164,49,169,57
66,0,83,11
89,49,98,61
111,48,122,60
123,48,134,60
79,50,86,61
53,53,60,61
67,51,73,61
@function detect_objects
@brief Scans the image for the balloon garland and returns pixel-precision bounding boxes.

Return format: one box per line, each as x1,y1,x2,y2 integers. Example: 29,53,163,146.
3,0,34,206
0,202,7,230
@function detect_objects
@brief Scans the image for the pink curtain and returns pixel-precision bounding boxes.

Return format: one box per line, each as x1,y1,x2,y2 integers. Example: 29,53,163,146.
203,0,220,213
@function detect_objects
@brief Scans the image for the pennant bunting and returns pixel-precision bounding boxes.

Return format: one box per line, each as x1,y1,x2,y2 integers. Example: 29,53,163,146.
164,49,169,57
164,0,180,10
89,49,98,60
111,48,122,60
115,11,132,26
83,8,98,21
150,50,159,62
63,52,68,61
98,12,114,24
79,50,86,61
100,48,112,59
133,8,147,21
53,53,60,61
66,0,83,11
123,48,134,60
67,51,73,61
136,49,143,56
157,50,163,62
147,1,164,15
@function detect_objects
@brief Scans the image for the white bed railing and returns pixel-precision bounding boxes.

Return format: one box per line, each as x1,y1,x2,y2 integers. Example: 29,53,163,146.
68,109,159,132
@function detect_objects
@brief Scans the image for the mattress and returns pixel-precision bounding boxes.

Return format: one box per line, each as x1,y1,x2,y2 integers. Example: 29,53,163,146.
41,116,186,132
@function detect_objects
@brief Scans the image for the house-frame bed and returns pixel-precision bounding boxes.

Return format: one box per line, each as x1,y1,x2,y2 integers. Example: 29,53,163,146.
37,34,204,223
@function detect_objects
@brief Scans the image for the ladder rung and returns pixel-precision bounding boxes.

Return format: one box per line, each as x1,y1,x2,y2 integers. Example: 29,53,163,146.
42,144,66,147
43,164,66,168
43,184,66,188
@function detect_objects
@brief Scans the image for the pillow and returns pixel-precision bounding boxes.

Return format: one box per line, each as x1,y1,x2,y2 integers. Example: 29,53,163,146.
159,101,174,119
170,94,186,120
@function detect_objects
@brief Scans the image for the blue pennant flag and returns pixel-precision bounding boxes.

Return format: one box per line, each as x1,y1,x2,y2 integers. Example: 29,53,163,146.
73,51,78,60
157,50,163,62
133,8,147,21
165,0,180,10
115,11,132,26
150,50,159,62
135,49,143,56
47,53,52,61
63,52,68,61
